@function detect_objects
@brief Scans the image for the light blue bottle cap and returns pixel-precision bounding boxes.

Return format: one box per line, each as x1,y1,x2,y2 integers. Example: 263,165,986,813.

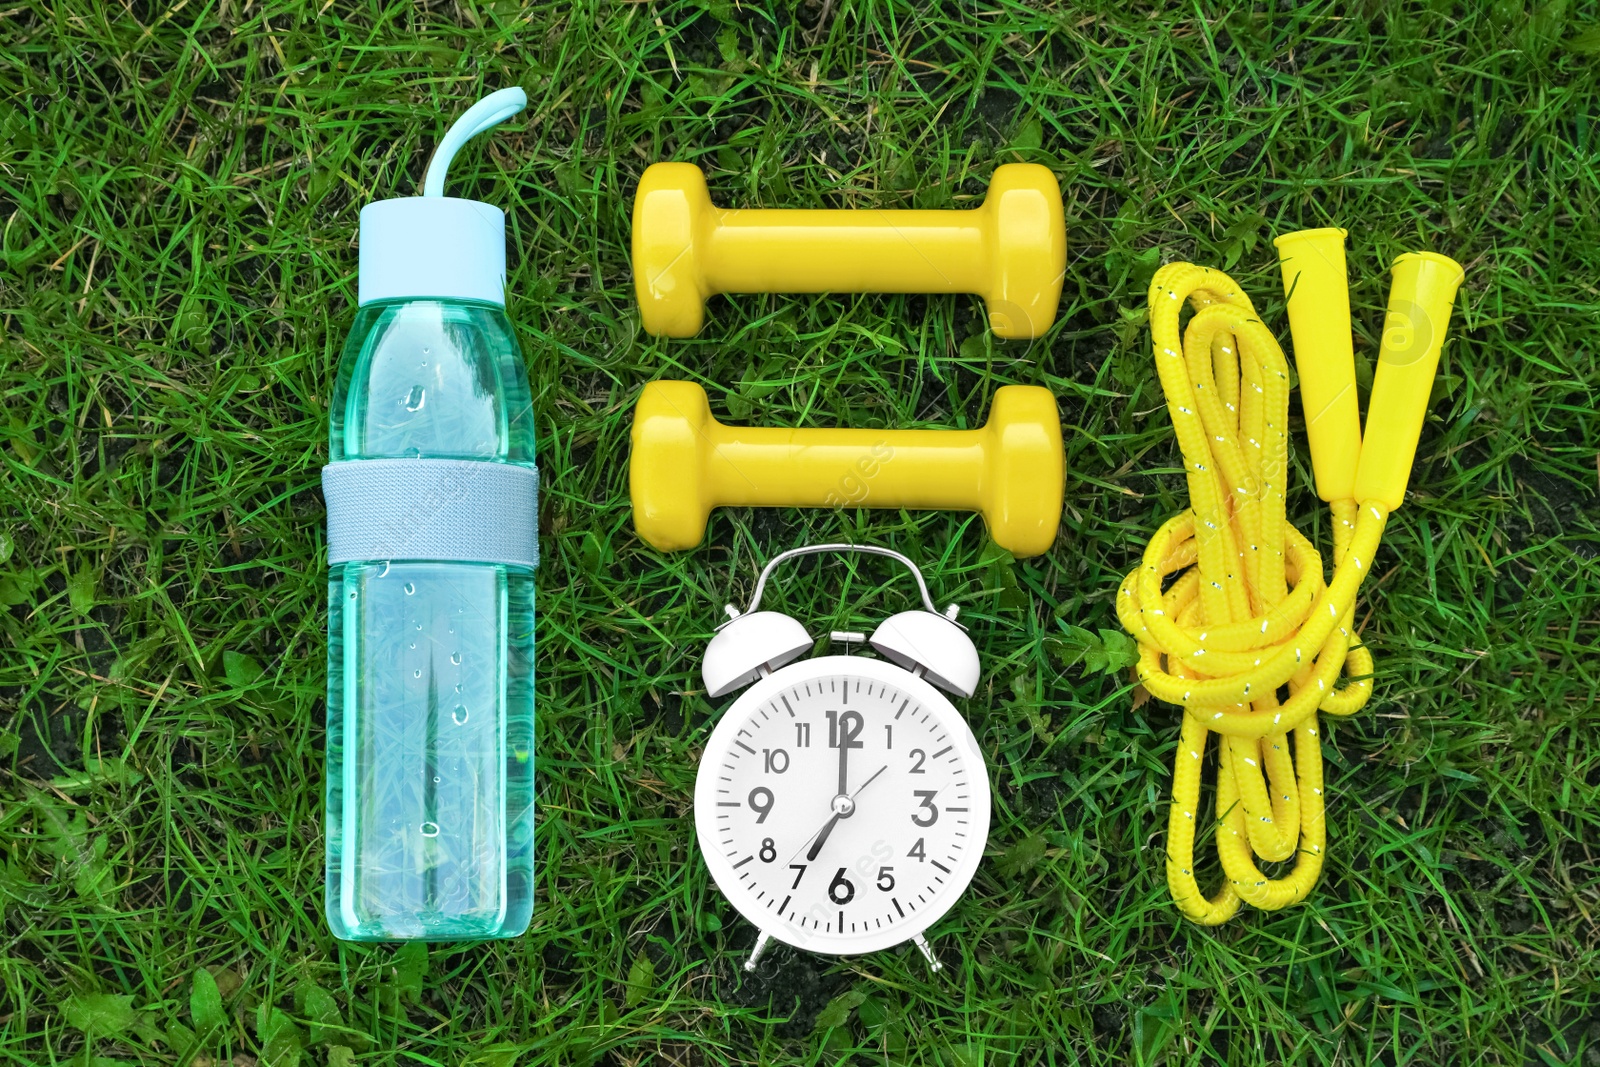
357,88,526,307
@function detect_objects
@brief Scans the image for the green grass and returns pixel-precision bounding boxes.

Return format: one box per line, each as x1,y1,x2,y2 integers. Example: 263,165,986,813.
2,0,1598,1063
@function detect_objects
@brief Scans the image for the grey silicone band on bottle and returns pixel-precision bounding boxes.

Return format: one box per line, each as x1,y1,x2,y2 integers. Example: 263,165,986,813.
322,459,539,570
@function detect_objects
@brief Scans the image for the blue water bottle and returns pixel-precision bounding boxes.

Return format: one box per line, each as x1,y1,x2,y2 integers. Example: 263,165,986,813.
322,88,537,941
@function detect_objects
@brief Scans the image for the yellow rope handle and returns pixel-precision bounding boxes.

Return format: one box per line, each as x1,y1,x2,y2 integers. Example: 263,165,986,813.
1118,262,1388,926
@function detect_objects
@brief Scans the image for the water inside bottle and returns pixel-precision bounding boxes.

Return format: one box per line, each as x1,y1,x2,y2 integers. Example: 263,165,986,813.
328,561,533,938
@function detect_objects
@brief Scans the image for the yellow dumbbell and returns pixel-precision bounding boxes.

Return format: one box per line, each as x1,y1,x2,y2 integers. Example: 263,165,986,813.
629,380,1064,556
631,163,1066,340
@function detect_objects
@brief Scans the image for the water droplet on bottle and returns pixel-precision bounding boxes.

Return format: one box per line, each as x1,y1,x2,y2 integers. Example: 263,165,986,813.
376,561,390,577
415,621,423,630
413,669,422,679
454,683,463,694
402,446,421,458
452,705,469,725
433,776,441,783
348,590,357,600
450,651,462,665
419,821,439,838
405,385,427,411
408,641,417,649
404,582,416,595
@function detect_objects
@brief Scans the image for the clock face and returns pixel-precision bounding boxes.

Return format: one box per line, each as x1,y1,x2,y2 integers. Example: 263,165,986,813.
694,655,991,956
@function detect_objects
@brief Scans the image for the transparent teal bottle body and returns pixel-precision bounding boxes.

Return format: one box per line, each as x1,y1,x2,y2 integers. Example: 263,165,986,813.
325,298,535,941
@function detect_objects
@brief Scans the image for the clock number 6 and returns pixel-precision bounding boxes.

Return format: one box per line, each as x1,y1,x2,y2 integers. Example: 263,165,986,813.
748,786,774,824
911,790,939,826
828,868,855,905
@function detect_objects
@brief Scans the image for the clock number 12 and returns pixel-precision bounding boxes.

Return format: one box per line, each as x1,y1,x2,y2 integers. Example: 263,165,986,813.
825,710,864,749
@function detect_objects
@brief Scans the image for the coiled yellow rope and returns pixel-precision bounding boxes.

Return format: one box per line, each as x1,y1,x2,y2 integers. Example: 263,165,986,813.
1117,263,1385,926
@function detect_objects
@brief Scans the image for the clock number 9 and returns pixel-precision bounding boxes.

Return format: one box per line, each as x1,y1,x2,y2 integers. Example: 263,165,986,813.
748,786,774,824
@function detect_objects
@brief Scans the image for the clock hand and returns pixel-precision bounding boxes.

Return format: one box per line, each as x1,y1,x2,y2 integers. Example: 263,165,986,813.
850,763,887,796
803,764,889,863
836,725,850,798
806,812,842,862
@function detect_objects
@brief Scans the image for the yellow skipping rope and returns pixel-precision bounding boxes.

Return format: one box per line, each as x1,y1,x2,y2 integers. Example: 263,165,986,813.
1117,229,1465,925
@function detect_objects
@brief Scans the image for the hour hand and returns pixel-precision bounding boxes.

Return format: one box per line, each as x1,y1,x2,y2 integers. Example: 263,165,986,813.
806,813,842,862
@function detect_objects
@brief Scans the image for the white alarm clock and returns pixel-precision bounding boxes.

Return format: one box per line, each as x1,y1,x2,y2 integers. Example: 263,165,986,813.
693,544,992,972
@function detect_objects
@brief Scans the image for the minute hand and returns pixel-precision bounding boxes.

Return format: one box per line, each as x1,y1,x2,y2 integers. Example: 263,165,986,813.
837,725,850,796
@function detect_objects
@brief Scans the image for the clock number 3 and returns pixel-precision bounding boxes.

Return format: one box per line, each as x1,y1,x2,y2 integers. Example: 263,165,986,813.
911,790,939,826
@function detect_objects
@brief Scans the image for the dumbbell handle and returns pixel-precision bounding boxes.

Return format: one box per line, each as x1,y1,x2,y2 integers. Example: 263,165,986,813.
697,210,991,295
705,425,989,508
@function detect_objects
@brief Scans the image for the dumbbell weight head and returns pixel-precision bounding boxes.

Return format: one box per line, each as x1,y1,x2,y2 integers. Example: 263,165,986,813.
631,163,1066,340
629,380,1064,556
982,165,1068,340
632,164,716,338
630,379,718,550
977,385,1066,557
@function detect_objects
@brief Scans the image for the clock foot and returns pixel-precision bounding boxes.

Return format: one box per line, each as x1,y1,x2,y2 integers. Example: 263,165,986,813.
912,933,943,973
743,931,773,972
